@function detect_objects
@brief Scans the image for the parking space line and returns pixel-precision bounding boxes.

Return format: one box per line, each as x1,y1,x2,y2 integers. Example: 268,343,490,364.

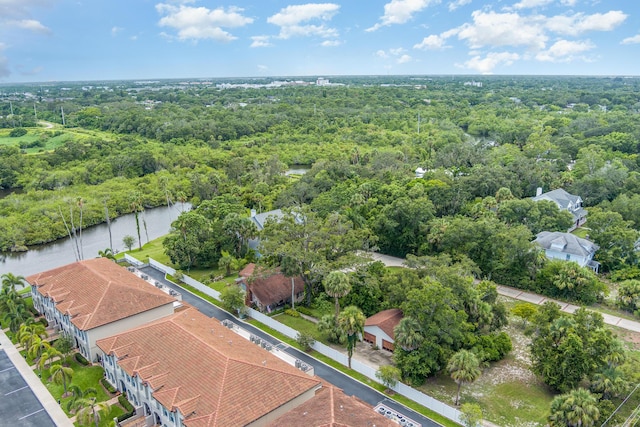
18,408,46,420
0,366,16,373
5,385,29,396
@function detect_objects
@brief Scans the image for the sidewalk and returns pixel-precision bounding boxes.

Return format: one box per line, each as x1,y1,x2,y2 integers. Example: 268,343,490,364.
368,252,640,334
0,328,73,427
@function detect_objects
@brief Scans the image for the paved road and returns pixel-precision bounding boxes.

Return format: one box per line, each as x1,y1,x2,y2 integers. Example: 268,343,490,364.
369,253,640,334
140,266,442,427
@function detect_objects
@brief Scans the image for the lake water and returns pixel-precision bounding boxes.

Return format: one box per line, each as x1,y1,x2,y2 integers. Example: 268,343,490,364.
0,203,189,278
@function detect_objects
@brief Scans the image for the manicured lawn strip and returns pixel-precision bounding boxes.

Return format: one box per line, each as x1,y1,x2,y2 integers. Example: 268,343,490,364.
121,237,170,265
273,312,326,342
176,281,224,308
40,358,110,416
245,319,458,427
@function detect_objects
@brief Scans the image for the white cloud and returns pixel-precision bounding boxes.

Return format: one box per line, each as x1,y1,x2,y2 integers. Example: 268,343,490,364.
621,34,640,45
257,64,268,71
457,10,547,50
513,0,553,9
268,3,339,26
111,26,123,36
8,19,51,33
321,39,341,46
448,0,471,12
156,4,253,42
535,39,594,62
463,51,520,73
414,34,447,50
250,35,272,48
0,0,54,20
546,11,627,36
376,47,412,63
367,0,438,32
267,3,340,41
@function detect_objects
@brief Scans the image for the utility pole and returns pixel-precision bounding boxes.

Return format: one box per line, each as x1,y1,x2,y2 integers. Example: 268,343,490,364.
291,277,295,309
34,103,37,120
61,106,65,126
417,112,421,134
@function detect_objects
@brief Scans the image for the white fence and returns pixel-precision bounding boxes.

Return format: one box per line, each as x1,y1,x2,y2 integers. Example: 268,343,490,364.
148,258,221,300
144,257,460,425
123,253,145,267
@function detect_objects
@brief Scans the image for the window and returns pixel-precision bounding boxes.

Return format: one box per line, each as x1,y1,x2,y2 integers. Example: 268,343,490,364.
566,254,571,260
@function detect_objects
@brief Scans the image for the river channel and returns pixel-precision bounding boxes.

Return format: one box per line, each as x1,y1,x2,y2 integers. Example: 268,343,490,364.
0,204,189,278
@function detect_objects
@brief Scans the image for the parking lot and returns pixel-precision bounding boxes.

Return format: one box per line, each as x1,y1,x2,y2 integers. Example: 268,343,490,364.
0,349,57,427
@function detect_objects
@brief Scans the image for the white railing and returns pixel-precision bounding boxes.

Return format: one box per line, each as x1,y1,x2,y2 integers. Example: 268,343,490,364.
144,257,460,424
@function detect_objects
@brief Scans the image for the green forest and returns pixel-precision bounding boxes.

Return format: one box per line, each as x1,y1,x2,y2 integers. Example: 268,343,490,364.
2,75,640,426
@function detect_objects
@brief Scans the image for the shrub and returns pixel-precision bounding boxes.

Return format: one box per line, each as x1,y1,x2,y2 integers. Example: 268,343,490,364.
118,394,134,412
473,332,512,362
116,393,136,422
296,306,314,316
100,378,117,394
285,308,301,318
9,128,27,137
296,333,315,351
75,352,90,366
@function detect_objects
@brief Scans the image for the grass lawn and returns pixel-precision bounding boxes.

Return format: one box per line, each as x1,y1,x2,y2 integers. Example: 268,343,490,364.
0,129,73,153
40,357,111,415
119,236,170,265
273,312,327,342
571,227,590,239
419,323,554,427
73,403,126,427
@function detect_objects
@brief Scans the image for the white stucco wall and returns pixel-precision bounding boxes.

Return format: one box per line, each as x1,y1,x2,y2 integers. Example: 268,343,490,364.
543,249,589,267
363,325,393,348
86,303,174,361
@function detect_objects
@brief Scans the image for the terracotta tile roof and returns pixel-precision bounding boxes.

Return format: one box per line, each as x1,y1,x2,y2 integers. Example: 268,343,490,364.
365,309,403,340
267,383,397,427
97,308,321,427
26,258,175,330
242,264,304,307
238,263,255,278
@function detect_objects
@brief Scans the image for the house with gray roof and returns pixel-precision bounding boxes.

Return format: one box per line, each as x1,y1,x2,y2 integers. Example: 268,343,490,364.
532,188,587,231
534,231,600,272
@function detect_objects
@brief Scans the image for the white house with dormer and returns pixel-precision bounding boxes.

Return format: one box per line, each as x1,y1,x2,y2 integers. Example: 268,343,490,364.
534,231,600,273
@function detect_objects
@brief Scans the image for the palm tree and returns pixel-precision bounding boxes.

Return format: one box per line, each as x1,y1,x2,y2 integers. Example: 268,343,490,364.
130,192,143,250
548,388,600,427
1,272,26,291
50,363,73,397
218,250,235,276
39,346,62,371
323,271,351,322
448,349,481,406
18,322,46,351
3,301,32,333
76,396,110,427
590,367,628,400
66,385,97,414
28,338,51,367
337,305,365,369
97,248,116,261
394,317,423,351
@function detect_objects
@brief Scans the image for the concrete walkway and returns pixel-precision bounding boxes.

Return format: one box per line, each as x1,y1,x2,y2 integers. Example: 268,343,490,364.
0,328,73,427
368,252,640,334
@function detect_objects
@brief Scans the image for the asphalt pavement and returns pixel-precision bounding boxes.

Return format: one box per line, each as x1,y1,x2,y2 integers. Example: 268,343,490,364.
140,266,443,427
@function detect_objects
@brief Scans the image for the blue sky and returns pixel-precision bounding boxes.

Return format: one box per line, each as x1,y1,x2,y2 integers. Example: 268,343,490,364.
1,0,639,82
